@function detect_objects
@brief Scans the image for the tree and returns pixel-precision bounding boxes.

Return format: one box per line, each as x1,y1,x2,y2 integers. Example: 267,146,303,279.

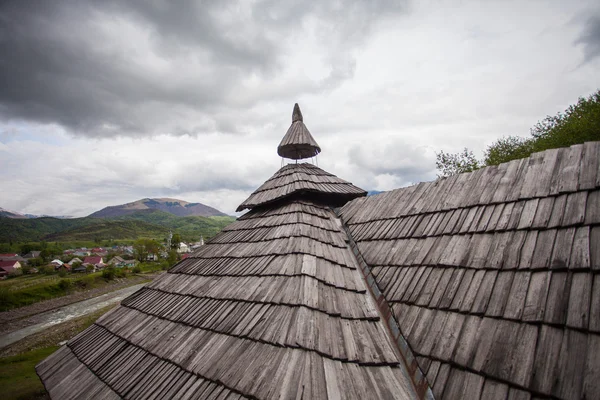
530,90,600,151
133,238,160,262
484,136,534,166
436,89,600,176
435,148,481,178
170,233,182,251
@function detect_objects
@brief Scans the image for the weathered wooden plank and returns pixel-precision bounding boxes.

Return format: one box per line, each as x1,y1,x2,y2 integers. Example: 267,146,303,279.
432,364,450,398
470,270,498,315
517,199,539,230
482,320,538,387
534,148,561,198
435,268,464,309
459,270,486,312
531,196,554,229
503,271,531,320
566,272,592,330
584,190,600,226
562,192,587,227
492,158,526,203
506,201,526,231
579,141,600,190
590,274,600,333
449,269,475,311
480,379,509,400
530,230,557,269
530,325,563,395
426,360,441,387
453,315,483,366
519,151,546,199
485,204,505,232
543,271,571,325
569,226,590,270
547,194,567,228
518,231,538,269
522,271,551,322
552,144,583,194
507,387,531,400
470,318,500,373
442,368,484,399
431,312,466,362
583,333,600,400
486,271,515,317
553,328,588,400
592,226,600,271
415,267,444,306
550,228,575,269
503,230,526,270
416,310,448,356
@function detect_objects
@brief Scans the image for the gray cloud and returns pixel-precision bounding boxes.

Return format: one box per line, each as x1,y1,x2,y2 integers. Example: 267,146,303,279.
0,0,406,138
576,15,600,62
347,139,436,188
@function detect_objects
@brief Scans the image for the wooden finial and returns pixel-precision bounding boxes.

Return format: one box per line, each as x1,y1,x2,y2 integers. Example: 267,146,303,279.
292,103,303,122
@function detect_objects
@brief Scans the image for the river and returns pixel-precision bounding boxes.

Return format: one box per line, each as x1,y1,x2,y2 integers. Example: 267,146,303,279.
0,282,147,349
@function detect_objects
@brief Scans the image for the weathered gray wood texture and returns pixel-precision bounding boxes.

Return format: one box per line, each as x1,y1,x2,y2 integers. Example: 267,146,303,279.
339,141,600,400
237,163,366,212
277,103,322,160
38,200,417,399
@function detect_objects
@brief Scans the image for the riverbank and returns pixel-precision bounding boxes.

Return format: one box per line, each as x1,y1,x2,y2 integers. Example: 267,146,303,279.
0,272,160,333
0,305,116,399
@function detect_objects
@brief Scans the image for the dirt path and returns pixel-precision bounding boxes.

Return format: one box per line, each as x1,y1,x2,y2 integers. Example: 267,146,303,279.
0,273,160,332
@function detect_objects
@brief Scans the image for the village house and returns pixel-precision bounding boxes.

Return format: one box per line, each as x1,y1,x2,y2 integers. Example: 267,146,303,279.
0,253,27,264
23,250,41,260
37,105,600,400
82,256,104,269
0,260,22,277
67,257,83,266
107,256,137,268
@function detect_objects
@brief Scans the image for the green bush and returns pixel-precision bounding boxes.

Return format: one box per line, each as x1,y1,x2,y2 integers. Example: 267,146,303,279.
132,265,141,273
102,268,115,281
57,279,71,291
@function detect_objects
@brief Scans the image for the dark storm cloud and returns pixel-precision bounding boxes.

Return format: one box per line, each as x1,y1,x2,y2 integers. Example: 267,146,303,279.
576,15,600,62
0,0,406,138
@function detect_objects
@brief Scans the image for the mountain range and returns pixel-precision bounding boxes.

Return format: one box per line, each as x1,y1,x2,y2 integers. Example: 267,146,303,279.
0,198,233,243
89,197,227,218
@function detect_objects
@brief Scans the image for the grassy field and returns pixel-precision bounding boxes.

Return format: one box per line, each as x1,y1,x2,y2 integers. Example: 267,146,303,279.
0,346,57,399
0,269,150,311
0,306,115,399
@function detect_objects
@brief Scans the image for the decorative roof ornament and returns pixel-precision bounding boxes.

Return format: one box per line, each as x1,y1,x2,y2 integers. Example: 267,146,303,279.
277,103,321,160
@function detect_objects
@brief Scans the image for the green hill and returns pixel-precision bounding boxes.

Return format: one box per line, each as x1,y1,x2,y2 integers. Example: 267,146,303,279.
0,211,235,243
110,209,235,240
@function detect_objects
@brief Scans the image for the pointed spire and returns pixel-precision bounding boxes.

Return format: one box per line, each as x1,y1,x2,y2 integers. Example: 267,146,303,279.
292,103,303,122
277,103,321,160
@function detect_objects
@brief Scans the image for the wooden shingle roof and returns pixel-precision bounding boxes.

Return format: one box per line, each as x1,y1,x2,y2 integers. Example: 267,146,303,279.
339,141,600,400
277,103,321,160
37,200,418,399
236,163,367,212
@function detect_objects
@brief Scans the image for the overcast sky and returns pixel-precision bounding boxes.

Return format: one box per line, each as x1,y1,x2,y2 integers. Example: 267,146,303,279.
1,0,599,217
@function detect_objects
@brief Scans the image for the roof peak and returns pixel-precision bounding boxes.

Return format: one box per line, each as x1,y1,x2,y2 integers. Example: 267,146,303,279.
277,103,321,160
292,103,303,122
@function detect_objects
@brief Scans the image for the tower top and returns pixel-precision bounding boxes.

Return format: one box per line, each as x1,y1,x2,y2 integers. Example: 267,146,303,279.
277,103,321,160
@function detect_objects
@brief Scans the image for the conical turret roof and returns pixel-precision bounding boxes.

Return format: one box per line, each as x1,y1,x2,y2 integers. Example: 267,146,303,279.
277,103,321,160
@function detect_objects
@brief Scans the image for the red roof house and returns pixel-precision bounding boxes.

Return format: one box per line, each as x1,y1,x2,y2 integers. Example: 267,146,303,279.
0,260,22,276
82,256,104,266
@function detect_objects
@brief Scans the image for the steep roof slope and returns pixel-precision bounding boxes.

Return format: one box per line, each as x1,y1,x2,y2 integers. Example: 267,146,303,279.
37,104,416,399
37,196,418,399
339,142,600,400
